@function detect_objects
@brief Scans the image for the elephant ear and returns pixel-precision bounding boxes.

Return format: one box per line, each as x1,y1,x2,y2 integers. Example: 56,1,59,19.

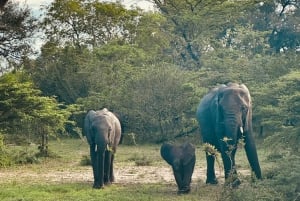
216,89,225,123
244,102,252,133
83,110,96,145
182,142,196,166
240,84,252,132
160,143,174,166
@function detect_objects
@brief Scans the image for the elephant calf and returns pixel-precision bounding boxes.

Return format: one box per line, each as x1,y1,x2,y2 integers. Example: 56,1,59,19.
160,142,196,194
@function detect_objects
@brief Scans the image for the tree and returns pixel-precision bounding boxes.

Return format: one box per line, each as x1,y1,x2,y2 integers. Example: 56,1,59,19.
245,0,300,53
151,0,300,69
0,0,8,9
152,0,264,69
120,64,199,143
256,71,300,152
30,43,90,104
41,0,140,48
0,72,73,155
0,1,37,72
132,12,174,63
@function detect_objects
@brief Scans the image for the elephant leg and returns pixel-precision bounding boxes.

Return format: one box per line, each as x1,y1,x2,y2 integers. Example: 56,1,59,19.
104,150,112,184
93,149,105,189
110,153,115,182
172,166,183,192
224,147,241,188
221,149,233,180
180,156,196,194
244,134,262,179
90,144,100,188
206,153,218,184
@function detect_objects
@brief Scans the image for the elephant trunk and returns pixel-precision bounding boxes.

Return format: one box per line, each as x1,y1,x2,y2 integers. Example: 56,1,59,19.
223,112,243,142
220,113,243,178
244,132,262,179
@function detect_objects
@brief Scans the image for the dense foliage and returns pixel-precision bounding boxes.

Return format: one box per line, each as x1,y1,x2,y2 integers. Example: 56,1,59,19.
1,0,299,147
0,0,299,199
0,72,74,155
0,1,37,72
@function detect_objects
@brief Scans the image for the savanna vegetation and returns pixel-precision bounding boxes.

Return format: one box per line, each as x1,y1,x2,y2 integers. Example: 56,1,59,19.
0,0,299,200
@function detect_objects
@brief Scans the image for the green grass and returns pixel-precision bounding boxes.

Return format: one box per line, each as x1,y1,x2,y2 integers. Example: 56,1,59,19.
0,138,291,201
0,182,225,201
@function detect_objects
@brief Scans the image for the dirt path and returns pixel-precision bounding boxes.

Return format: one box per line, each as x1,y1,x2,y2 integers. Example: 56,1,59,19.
0,163,250,185
0,165,201,184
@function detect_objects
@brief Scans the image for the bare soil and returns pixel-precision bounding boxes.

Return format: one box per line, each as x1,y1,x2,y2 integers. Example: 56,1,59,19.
0,162,250,186
0,141,251,186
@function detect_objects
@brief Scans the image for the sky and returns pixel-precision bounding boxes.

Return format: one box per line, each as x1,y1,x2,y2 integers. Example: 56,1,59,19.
14,0,155,16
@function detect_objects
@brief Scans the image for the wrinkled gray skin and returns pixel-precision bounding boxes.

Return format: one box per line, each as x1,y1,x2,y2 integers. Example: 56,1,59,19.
84,108,121,189
196,83,262,187
160,142,196,194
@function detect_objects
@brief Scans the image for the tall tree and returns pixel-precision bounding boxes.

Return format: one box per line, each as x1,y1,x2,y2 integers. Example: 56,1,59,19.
120,64,198,143
0,1,37,72
152,0,260,69
132,12,174,63
242,0,300,53
152,0,300,68
41,0,140,48
255,70,300,153
0,72,73,154
0,0,8,9
31,43,90,104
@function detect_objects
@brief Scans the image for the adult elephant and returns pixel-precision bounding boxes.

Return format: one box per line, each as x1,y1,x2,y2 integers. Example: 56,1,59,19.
196,83,262,187
84,108,122,189
160,142,196,194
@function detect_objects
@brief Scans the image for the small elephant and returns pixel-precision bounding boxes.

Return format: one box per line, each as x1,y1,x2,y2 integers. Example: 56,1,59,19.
160,142,196,194
196,83,262,187
83,108,122,189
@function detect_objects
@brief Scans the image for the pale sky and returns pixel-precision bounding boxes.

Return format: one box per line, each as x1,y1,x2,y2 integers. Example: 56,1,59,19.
13,0,155,16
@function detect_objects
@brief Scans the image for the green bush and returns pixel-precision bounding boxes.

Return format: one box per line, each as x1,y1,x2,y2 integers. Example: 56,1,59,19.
80,155,91,166
262,154,300,201
220,183,284,201
128,153,153,166
13,149,40,165
134,156,152,166
0,134,12,167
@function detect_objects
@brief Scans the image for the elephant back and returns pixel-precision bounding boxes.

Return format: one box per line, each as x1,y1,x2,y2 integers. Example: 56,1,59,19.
180,142,195,166
160,142,195,166
97,108,122,151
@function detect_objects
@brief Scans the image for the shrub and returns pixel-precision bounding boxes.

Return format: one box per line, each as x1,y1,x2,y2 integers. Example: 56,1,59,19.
134,155,152,166
262,154,300,201
13,149,40,165
128,153,153,166
0,134,12,167
80,155,91,166
219,183,284,201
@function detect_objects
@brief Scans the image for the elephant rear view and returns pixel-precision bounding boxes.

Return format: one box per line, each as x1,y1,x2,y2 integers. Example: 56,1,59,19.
84,108,122,189
196,83,262,187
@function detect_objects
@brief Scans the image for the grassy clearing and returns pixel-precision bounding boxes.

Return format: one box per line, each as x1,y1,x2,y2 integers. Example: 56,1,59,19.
0,180,224,201
0,182,226,201
0,138,288,201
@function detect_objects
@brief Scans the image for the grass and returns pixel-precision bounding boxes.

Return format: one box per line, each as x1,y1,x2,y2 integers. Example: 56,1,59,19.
0,138,289,201
0,182,227,201
0,181,220,201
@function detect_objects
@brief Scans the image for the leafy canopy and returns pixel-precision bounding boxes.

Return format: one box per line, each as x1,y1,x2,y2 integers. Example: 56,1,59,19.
0,72,73,145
